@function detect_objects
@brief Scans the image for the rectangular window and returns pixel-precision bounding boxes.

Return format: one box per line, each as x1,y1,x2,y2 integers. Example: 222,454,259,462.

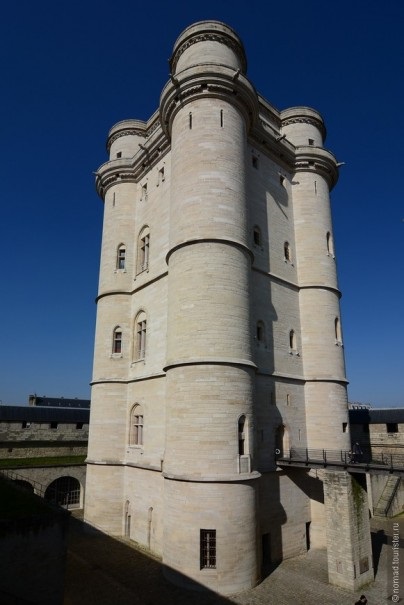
50,422,58,429
200,529,216,569
140,234,150,271
386,423,398,434
22,421,31,429
76,422,84,430
136,320,147,359
133,415,143,445
157,167,165,185
113,330,122,354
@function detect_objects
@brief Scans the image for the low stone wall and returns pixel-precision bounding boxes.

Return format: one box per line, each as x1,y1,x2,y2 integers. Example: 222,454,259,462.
0,479,69,604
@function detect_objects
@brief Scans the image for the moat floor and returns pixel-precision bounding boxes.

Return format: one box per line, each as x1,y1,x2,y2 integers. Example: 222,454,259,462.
64,513,404,605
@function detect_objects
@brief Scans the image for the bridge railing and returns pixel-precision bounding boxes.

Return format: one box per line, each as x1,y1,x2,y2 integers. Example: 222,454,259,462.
276,447,404,471
0,468,78,509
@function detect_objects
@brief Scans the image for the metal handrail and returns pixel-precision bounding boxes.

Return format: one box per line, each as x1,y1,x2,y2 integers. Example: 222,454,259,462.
276,446,404,472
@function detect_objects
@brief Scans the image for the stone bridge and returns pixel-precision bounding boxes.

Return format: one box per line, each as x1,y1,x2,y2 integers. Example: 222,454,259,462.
0,464,86,508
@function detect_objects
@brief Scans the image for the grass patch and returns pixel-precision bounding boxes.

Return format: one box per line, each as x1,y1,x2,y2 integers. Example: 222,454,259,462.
0,455,86,469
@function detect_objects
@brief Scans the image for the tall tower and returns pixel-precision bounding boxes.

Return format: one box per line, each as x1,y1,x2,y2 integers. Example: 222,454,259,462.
159,22,260,592
85,20,373,596
281,108,349,451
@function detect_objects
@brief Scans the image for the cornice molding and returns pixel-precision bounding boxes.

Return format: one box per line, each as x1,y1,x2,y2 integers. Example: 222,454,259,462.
107,128,147,150
170,31,247,74
160,68,259,138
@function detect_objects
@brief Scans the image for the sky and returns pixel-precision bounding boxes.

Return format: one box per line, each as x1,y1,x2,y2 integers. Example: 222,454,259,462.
0,0,403,408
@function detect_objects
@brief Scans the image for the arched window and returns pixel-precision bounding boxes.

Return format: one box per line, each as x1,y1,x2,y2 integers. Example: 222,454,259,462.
238,415,246,455
134,312,147,360
137,227,150,273
289,329,297,351
256,320,266,345
112,327,122,355
284,241,292,262
129,405,144,446
326,232,335,257
117,244,126,270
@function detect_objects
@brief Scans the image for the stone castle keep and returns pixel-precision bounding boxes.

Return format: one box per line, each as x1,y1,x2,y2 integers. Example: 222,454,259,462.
85,21,374,595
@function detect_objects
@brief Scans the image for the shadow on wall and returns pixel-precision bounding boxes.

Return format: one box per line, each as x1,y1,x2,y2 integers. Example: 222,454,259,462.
65,514,245,605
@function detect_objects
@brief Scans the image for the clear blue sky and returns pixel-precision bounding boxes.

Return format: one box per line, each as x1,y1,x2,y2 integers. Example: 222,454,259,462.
1,0,403,407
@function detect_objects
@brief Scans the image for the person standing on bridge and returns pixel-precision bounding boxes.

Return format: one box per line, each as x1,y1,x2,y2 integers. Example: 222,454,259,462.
352,442,363,463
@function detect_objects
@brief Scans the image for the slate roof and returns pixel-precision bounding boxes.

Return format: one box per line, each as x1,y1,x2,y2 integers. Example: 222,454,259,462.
349,408,404,424
30,396,90,409
0,405,90,423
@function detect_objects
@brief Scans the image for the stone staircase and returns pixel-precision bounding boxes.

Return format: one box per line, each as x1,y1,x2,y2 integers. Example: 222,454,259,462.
374,475,401,517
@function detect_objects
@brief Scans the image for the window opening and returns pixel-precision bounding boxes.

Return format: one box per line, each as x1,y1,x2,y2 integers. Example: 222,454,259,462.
284,241,292,262
253,226,261,246
189,112,192,129
335,318,342,343
238,415,246,455
387,423,398,434
130,407,144,445
256,321,265,344
252,155,259,169
289,329,296,351
157,167,165,185
220,109,223,127
200,529,216,569
135,317,147,360
113,328,122,354
326,231,335,256
117,245,126,270
138,229,150,273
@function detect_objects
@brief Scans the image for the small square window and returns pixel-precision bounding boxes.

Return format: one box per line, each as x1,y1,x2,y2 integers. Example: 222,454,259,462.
308,138,314,146
386,423,398,434
50,422,58,429
76,422,84,430
116,152,122,158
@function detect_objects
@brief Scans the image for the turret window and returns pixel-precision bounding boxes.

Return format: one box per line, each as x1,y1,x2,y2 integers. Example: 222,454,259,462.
326,231,335,257
117,245,126,270
335,318,342,345
253,226,261,246
289,330,298,354
256,320,266,345
284,241,292,263
134,312,147,360
112,327,122,355
238,415,246,455
129,405,144,446
141,183,148,201
157,167,165,186
137,227,150,274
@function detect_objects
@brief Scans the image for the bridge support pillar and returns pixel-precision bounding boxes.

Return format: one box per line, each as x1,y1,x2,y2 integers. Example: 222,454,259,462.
323,470,374,591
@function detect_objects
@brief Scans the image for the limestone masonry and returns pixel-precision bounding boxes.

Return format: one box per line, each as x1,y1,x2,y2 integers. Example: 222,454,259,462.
85,21,373,594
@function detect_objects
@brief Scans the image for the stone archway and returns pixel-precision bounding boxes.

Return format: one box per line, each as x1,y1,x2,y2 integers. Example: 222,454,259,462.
45,476,81,508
